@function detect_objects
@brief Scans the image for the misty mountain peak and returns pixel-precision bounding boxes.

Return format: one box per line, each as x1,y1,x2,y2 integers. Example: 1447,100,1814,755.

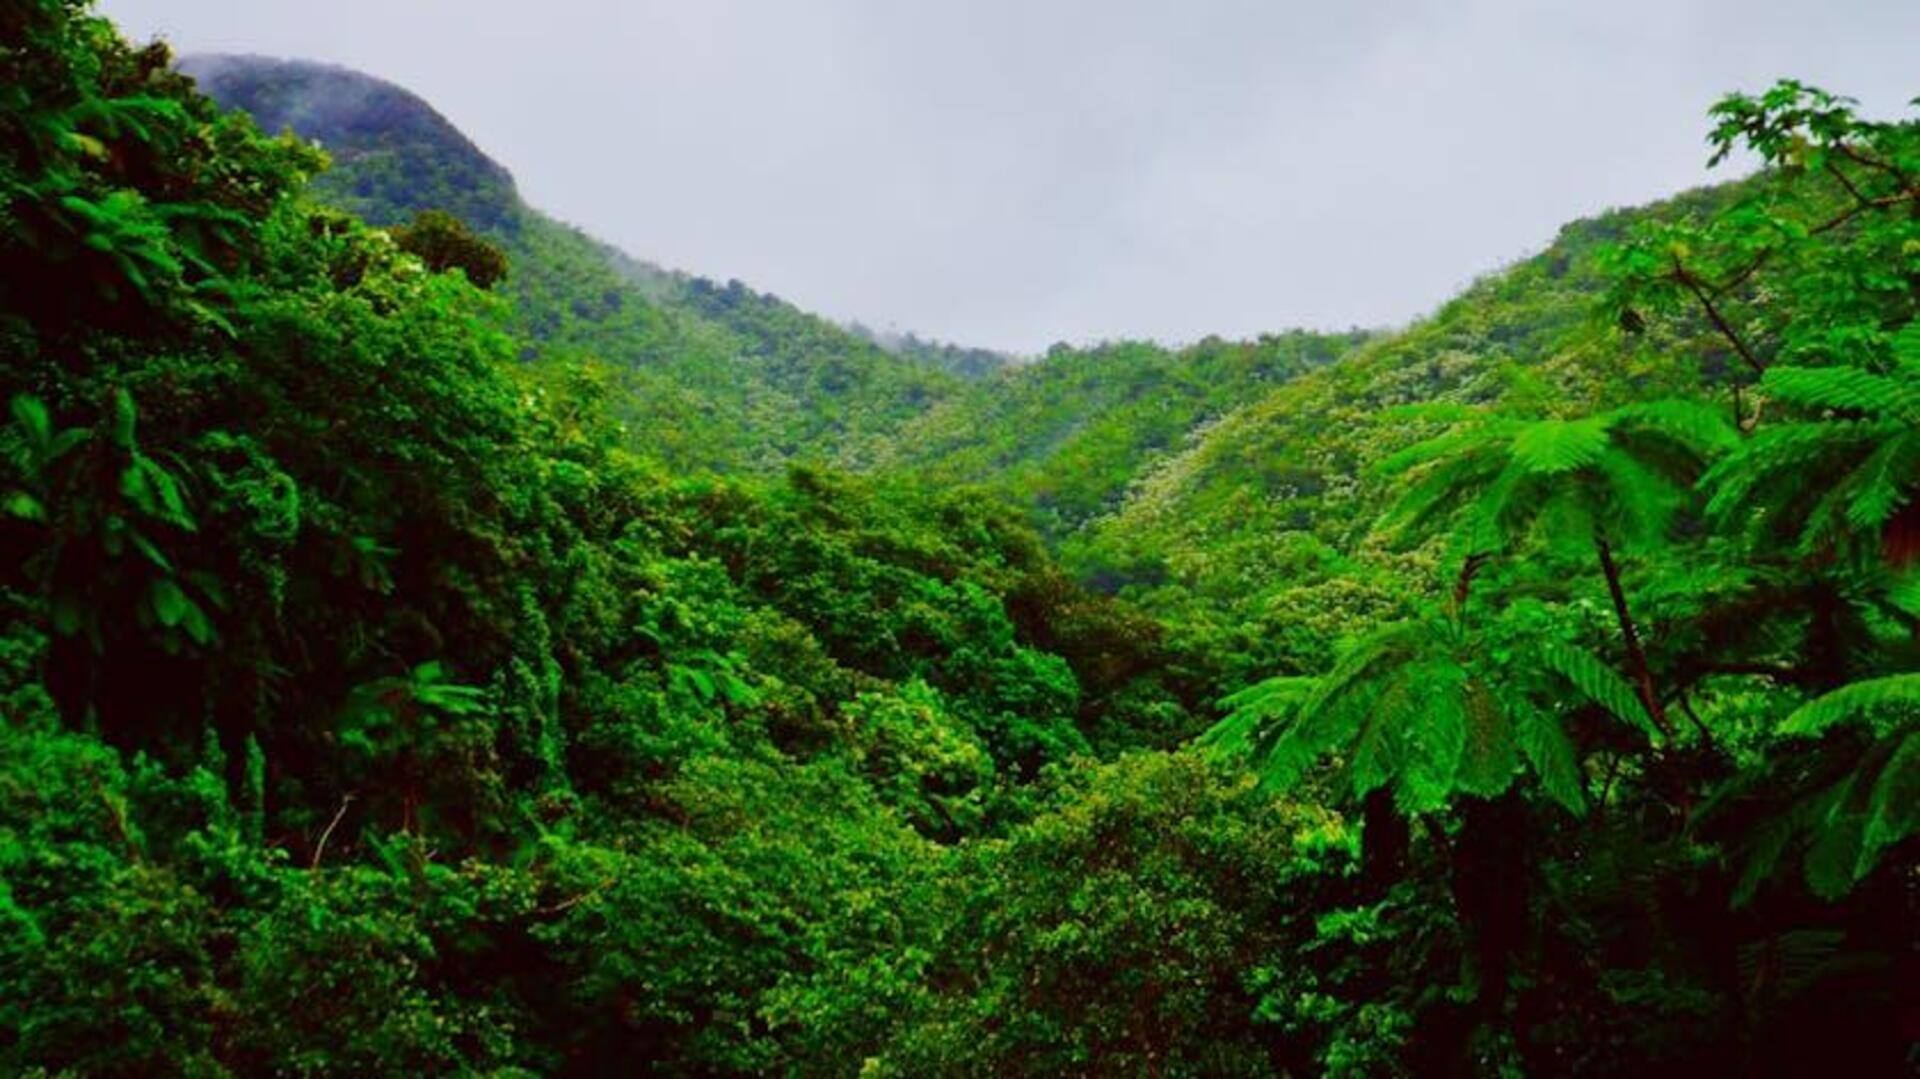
181,53,520,234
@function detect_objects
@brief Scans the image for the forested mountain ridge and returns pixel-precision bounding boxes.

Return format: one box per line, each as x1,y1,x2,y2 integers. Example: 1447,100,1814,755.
185,55,1363,488
184,53,965,472
877,329,1370,537
178,54,520,234
2,4,1915,1074
1058,185,1760,674
861,176,1759,684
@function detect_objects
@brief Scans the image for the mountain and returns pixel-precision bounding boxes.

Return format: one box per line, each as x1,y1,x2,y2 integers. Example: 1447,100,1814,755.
876,329,1368,536
181,55,1783,679
845,323,1018,378
183,54,961,471
183,54,1374,503
179,55,520,234
1029,185,1755,677
181,53,1738,655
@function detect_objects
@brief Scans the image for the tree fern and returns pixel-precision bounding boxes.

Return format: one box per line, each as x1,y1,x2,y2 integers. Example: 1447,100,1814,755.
1762,365,1920,422
1718,677,1920,899
1382,403,1732,740
1203,614,1600,815
1201,676,1315,762
1384,402,1731,557
1705,348,1920,558
1509,418,1611,475
1887,571,1920,619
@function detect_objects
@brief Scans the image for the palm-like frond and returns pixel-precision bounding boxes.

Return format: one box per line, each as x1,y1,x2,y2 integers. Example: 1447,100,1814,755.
1706,354,1920,557
1703,420,1901,549
1374,419,1521,476
1781,673,1920,738
1205,615,1595,815
1200,676,1317,764
1893,320,1920,376
1455,678,1518,798
1729,676,1920,898
1516,705,1586,813
1382,402,1730,557
1593,447,1687,554
1762,364,1920,421
1510,418,1610,474
1887,571,1920,619
1840,431,1918,532
1540,641,1665,742
1608,399,1742,456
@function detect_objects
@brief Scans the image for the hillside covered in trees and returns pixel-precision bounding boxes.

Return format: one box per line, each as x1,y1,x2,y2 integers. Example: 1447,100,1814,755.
1,2,1915,1074
182,53,971,473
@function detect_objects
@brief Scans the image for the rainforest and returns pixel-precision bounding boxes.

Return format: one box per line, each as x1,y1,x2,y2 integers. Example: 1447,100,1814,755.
1,1,1915,1074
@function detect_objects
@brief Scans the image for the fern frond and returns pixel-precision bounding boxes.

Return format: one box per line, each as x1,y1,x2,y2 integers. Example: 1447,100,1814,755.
1702,422,1879,523
1302,623,1425,722
1594,446,1685,552
1802,771,1869,900
1380,448,1508,545
1510,417,1609,474
1374,424,1505,477
1607,399,1739,456
1781,674,1920,738
1541,641,1663,742
1763,364,1919,420
1887,570,1920,618
1731,816,1794,908
1517,708,1586,813
1792,472,1860,558
1861,732,1918,871
1839,430,1916,531
1202,676,1316,762
1454,678,1518,798
1197,706,1268,763
1394,660,1467,813
1345,673,1413,801
1892,320,1920,376
1737,929,1848,1007
1495,453,1598,552
1216,675,1318,717
1258,694,1365,795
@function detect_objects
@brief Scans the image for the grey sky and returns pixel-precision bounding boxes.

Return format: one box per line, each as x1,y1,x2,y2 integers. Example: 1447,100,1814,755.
102,1,1920,354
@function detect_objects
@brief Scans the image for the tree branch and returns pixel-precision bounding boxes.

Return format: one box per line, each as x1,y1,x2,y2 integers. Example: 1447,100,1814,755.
310,793,356,871
1831,141,1919,195
1672,257,1766,375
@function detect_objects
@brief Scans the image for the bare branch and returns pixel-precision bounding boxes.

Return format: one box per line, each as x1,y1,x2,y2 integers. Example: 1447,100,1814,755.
1672,258,1766,375
310,793,356,871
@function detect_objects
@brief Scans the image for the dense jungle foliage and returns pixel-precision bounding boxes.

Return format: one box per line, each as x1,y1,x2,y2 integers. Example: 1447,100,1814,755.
1,2,1914,1074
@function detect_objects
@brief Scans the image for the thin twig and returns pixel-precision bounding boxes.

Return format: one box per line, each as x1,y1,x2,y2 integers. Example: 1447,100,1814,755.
535,878,616,916
1832,142,1919,195
1823,160,1872,208
1675,690,1718,750
311,793,356,871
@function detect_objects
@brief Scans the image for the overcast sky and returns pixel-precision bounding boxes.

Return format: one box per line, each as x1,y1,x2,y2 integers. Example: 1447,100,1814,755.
102,1,1920,354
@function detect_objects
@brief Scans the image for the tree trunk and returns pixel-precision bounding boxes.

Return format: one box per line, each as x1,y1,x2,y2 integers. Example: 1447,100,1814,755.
1358,786,1411,899
1593,535,1674,740
1451,793,1530,1019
